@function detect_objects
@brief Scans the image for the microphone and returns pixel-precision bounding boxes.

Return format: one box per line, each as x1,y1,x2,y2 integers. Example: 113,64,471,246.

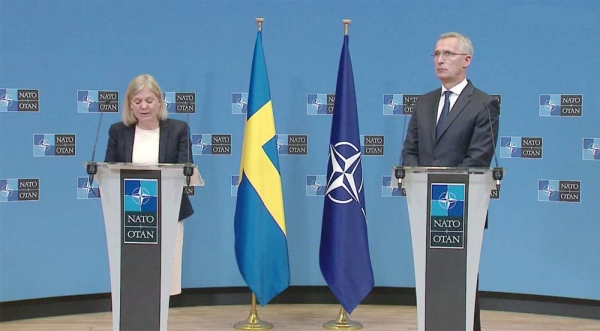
86,108,105,198
395,99,411,188
183,111,193,187
483,100,503,191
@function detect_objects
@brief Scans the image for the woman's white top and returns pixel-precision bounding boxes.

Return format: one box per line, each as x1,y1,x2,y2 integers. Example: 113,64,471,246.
132,126,160,164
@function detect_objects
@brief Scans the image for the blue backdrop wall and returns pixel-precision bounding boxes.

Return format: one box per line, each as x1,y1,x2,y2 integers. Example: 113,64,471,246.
1,0,598,303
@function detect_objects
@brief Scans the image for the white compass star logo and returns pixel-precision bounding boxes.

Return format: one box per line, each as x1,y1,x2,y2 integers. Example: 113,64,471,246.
311,98,323,111
82,181,93,194
196,138,207,150
1,184,14,197
544,99,557,112
542,185,555,198
387,98,399,111
276,139,284,151
587,142,600,156
504,141,517,154
131,187,151,205
437,191,457,210
37,138,51,152
82,95,94,109
310,179,323,192
236,97,247,111
325,142,363,204
1,93,14,107
164,96,172,110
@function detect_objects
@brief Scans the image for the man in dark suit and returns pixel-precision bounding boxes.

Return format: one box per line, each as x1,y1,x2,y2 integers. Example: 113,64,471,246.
401,32,500,330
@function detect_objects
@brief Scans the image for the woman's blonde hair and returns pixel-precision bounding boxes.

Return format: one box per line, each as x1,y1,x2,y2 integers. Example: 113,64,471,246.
122,74,168,125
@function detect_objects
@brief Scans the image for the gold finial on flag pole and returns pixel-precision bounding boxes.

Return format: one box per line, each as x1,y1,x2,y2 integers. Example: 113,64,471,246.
342,19,351,36
233,292,273,330
256,17,264,32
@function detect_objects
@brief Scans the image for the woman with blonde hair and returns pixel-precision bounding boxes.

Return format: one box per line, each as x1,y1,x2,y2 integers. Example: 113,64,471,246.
104,74,193,295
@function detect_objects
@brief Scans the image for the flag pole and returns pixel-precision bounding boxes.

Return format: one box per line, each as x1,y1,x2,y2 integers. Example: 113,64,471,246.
233,19,273,330
322,19,364,331
234,292,273,330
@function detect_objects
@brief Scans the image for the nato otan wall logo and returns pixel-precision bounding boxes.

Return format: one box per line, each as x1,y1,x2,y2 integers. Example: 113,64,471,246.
500,136,543,159
231,93,248,114
191,134,232,155
77,91,118,113
306,175,326,196
539,94,582,117
77,177,100,199
383,94,419,115
0,89,39,112
163,92,195,113
361,135,384,156
33,134,76,157
538,179,580,203
277,134,308,155
0,179,40,202
381,176,405,197
307,93,335,115
582,138,600,161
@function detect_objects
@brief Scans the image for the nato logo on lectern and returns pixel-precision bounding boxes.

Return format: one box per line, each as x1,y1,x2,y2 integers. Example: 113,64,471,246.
123,179,159,244
307,93,335,115
277,134,308,155
539,94,583,117
163,92,196,113
231,93,248,114
538,179,581,203
77,177,100,199
582,138,600,161
430,184,465,249
0,88,39,112
77,90,118,113
382,94,419,115
500,136,543,159
191,134,232,155
33,134,76,157
381,175,405,197
0,178,40,202
306,175,326,196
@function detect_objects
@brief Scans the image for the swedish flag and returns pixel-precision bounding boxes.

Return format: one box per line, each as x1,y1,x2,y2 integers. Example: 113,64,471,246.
234,29,290,305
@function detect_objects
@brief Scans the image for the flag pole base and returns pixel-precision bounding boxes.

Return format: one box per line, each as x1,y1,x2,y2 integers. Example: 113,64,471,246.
233,312,273,330
233,293,273,330
323,307,363,330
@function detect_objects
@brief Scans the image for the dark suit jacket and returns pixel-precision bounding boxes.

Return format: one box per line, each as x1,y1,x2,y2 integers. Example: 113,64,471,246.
104,118,194,221
402,81,500,167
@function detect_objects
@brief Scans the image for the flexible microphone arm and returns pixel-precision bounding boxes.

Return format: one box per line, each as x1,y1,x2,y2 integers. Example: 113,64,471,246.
483,100,504,191
86,110,105,182
396,99,411,188
183,111,193,187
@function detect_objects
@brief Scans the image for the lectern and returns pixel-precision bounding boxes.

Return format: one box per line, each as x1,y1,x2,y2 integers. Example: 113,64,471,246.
91,162,203,331
394,166,500,331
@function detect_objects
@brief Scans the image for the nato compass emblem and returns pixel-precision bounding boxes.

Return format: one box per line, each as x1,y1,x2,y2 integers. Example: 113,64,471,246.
131,186,151,206
583,138,600,160
437,191,458,210
325,142,363,205
0,92,14,108
1,183,14,200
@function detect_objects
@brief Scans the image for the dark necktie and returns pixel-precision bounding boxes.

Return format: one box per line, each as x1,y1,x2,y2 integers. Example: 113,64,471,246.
436,91,452,138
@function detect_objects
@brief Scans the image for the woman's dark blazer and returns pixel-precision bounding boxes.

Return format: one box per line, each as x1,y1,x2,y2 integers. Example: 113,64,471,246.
104,118,194,221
